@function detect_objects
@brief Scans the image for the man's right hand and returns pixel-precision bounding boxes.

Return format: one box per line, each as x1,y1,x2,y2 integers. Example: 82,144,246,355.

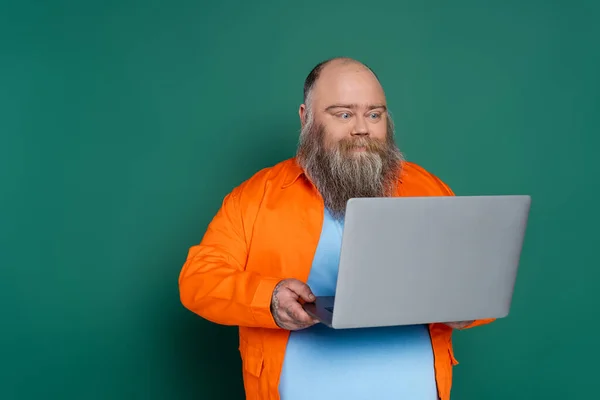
270,278,319,331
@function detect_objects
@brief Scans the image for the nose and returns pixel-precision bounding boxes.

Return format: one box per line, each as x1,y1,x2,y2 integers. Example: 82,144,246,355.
351,115,369,136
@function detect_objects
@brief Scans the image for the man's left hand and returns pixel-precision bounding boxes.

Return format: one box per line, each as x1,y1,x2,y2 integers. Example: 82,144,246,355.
444,321,474,329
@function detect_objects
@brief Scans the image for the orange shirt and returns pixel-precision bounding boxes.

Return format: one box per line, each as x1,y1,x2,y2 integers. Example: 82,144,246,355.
179,158,494,400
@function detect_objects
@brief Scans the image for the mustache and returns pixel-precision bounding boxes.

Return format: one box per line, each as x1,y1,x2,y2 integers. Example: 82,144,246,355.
336,136,387,152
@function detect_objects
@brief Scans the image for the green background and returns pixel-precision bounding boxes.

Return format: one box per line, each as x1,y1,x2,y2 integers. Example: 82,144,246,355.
1,1,598,399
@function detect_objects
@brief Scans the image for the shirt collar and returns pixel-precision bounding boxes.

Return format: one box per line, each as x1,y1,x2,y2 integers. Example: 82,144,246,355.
281,158,306,188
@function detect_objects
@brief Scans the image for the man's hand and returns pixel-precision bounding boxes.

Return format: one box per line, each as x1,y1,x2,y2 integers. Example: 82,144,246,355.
270,278,319,331
444,321,474,329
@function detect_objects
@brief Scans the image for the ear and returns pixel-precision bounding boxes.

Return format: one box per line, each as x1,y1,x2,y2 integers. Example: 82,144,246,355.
299,104,307,126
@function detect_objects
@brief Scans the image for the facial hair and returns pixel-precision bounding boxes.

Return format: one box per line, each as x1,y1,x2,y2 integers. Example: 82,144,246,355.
296,116,404,220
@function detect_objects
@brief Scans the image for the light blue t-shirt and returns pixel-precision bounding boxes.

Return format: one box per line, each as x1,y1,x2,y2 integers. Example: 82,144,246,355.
279,208,438,400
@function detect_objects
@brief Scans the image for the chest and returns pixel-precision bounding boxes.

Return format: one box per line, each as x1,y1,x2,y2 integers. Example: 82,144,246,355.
244,181,324,282
242,175,446,282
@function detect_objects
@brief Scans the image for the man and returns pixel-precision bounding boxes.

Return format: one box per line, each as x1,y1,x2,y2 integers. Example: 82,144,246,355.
178,57,493,400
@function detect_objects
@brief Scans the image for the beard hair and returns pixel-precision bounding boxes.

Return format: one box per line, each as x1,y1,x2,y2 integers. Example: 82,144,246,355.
295,112,404,220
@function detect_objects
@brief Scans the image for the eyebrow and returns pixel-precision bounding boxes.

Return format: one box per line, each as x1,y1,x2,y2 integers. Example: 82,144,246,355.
325,103,387,112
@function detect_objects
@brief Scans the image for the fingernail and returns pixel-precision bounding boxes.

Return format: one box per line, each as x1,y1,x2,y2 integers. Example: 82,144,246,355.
309,294,315,300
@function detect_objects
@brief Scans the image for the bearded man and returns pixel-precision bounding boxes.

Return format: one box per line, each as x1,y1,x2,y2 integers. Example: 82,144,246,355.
178,57,493,400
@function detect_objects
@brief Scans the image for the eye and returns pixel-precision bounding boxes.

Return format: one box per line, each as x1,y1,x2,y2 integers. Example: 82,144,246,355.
337,112,351,119
369,112,381,120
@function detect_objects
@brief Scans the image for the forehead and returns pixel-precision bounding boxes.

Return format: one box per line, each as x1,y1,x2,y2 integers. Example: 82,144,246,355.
311,62,386,110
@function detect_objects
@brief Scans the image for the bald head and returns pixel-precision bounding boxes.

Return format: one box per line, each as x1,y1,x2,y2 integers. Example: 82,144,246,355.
299,57,389,147
296,58,403,219
302,57,383,108
302,58,381,102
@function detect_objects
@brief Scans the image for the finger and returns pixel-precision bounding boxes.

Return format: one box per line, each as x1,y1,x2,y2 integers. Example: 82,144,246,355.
275,308,303,330
286,280,315,303
286,301,315,325
447,320,473,329
284,308,309,326
287,298,319,325
274,309,298,329
280,303,318,327
278,314,296,328
280,311,318,330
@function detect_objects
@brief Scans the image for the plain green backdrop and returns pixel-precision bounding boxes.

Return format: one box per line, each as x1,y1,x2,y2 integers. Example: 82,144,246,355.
1,1,598,399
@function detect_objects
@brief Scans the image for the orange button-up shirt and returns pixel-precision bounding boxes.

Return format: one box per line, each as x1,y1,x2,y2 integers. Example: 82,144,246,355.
179,157,494,400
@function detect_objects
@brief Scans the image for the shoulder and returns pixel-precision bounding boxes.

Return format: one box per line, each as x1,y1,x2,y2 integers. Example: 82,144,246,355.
227,158,294,200
398,161,455,196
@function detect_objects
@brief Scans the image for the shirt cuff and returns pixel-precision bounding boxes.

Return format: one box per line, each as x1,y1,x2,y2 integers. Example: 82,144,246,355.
250,277,282,329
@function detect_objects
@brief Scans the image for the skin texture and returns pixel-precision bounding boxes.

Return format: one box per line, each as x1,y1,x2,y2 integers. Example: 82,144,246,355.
444,321,474,329
299,59,388,148
270,58,473,331
270,278,319,330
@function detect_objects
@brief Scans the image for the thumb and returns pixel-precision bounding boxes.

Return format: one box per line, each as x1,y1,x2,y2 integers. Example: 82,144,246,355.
287,280,316,302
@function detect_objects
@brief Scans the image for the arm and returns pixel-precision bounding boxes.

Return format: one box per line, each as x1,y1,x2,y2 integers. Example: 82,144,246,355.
178,178,281,329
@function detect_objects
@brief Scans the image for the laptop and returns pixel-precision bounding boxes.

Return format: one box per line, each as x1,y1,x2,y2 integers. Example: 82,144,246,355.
302,195,531,329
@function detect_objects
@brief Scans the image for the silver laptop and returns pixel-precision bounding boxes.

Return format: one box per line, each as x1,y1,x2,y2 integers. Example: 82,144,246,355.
302,195,531,329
